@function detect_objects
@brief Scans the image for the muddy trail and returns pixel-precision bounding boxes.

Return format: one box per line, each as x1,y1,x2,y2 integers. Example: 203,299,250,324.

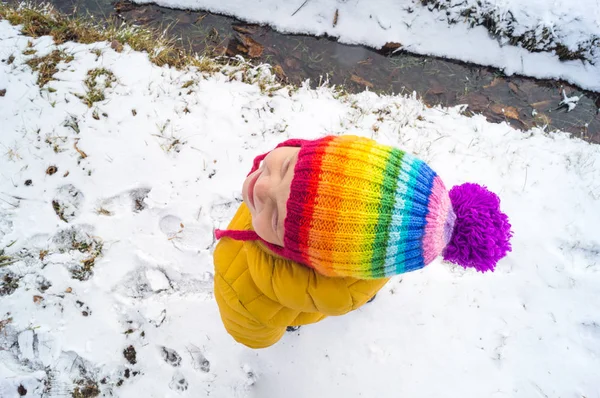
34,0,600,143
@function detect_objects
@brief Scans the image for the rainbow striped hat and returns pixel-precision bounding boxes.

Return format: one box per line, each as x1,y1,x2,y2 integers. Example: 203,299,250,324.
216,135,512,279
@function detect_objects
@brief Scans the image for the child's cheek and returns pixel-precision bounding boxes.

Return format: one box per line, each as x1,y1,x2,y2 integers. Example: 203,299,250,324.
251,213,271,243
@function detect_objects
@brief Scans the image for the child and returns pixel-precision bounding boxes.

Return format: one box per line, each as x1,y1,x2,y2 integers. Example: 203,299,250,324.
214,135,512,349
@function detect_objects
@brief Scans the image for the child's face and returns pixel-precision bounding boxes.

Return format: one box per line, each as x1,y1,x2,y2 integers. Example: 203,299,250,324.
242,146,301,246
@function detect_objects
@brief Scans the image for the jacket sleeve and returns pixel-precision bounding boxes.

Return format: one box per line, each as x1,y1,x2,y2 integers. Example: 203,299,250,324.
247,240,389,316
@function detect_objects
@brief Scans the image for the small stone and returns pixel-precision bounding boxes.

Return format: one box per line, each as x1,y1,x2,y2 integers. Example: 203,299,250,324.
17,384,27,396
111,40,124,53
65,287,72,293
0,89,6,97
25,179,33,186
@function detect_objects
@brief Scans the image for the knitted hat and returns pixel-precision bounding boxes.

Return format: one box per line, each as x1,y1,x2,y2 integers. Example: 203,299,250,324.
216,135,512,279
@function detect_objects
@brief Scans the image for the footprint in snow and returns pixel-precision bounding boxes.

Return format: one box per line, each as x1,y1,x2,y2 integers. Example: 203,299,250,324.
242,364,257,387
169,370,188,392
75,300,92,317
187,346,210,373
160,346,182,367
96,187,151,216
52,184,84,223
0,213,13,241
117,266,171,299
209,200,241,223
158,214,212,251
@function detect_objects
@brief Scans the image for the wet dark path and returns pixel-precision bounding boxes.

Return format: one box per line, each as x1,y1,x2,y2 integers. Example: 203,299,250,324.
32,0,600,143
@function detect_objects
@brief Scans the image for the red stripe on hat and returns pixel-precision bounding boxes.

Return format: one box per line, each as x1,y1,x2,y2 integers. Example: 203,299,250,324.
284,136,336,266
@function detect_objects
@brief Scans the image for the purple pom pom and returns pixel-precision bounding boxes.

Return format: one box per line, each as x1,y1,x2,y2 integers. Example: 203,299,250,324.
443,183,512,272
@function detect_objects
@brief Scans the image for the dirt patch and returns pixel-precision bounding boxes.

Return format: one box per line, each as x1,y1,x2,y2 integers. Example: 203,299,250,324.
0,272,20,296
52,226,104,281
123,345,137,365
72,379,100,398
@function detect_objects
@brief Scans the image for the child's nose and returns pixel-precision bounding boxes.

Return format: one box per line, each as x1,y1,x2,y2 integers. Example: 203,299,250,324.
254,176,271,204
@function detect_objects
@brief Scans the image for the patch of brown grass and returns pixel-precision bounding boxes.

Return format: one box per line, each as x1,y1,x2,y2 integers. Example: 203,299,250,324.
76,68,116,107
0,3,220,72
25,50,74,87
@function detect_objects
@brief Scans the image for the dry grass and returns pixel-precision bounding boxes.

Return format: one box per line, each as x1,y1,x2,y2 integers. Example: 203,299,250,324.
70,235,104,281
0,3,288,103
0,317,12,332
0,243,17,268
26,49,74,87
76,68,116,107
0,2,220,72
72,378,100,398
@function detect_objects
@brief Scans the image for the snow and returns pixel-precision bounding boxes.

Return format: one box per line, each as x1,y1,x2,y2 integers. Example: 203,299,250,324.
130,0,600,92
1,19,600,398
560,89,581,112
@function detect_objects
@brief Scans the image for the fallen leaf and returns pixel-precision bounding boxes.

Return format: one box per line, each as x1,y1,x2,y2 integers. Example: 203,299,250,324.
235,44,248,54
350,74,373,88
530,100,552,109
237,34,264,58
333,9,339,27
113,1,136,13
232,24,259,35
33,295,44,304
134,15,151,24
462,93,490,112
65,287,73,293
46,166,58,175
73,139,88,159
483,78,502,89
381,42,402,55
0,89,6,97
508,82,520,94
211,46,227,57
490,103,520,120
273,64,287,81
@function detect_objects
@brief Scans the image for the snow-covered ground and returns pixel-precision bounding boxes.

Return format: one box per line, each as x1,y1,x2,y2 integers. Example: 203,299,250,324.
1,18,600,398
131,0,600,92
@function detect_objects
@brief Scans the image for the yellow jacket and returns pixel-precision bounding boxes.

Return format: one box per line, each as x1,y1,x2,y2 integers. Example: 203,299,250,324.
213,204,389,349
